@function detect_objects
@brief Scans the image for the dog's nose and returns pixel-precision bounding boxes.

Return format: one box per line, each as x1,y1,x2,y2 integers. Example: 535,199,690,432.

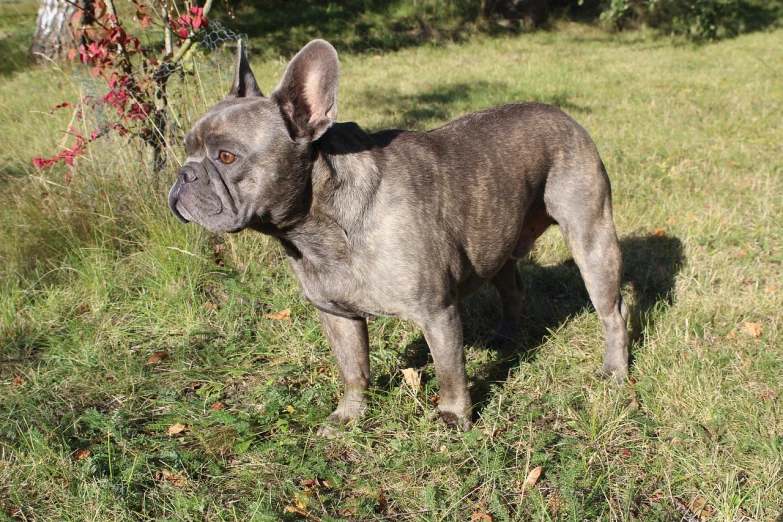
178,167,198,183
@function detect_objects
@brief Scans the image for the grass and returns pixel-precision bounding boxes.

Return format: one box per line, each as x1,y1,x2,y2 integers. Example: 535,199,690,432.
1,7,782,520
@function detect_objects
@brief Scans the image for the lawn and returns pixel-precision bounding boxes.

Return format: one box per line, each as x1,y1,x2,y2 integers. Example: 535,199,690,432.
1,7,782,521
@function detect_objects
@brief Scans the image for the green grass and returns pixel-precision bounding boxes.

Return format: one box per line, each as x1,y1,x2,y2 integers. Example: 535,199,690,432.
1,18,782,521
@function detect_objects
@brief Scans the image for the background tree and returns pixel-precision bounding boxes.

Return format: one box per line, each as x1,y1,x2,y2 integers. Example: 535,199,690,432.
31,0,93,61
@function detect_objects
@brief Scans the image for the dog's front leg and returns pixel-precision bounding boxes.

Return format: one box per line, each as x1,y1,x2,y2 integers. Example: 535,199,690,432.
316,310,370,437
420,306,473,431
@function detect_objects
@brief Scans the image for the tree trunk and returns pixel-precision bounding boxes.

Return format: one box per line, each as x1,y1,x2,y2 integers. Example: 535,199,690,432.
30,0,88,62
486,0,550,28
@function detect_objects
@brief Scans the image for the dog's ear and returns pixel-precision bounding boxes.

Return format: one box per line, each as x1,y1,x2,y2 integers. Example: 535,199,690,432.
228,39,263,98
272,39,339,142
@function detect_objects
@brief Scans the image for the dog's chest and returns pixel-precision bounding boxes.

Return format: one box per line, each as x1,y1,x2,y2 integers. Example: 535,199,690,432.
285,253,391,319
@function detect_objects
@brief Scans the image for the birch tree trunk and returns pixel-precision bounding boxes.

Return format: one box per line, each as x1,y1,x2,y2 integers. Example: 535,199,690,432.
30,0,88,62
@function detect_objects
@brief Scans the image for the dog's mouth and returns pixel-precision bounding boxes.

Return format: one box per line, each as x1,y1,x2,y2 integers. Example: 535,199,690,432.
175,201,194,223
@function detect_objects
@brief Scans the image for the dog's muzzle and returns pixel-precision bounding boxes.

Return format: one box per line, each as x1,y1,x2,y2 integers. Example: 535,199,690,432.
168,164,202,223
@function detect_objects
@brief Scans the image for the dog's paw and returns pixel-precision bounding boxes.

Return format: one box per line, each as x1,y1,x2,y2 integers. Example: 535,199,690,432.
601,361,629,385
316,422,347,439
316,392,368,437
438,409,473,432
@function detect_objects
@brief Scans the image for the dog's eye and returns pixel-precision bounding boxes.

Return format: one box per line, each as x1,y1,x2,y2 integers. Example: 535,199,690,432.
218,151,236,164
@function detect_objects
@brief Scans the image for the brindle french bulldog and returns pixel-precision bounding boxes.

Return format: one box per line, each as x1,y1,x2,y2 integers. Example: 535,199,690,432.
168,39,628,434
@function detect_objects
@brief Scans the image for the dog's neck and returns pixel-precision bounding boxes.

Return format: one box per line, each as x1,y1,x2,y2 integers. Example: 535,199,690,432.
263,122,386,267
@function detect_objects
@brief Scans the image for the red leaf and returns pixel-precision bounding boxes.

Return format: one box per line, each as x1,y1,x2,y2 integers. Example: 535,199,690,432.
177,28,189,38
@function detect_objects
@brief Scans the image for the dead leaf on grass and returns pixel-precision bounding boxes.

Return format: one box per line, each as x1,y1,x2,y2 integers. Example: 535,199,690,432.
521,466,543,497
743,322,762,338
283,495,309,516
11,376,26,387
263,308,291,320
470,514,492,522
158,469,185,487
652,227,666,237
524,466,542,487
738,249,750,258
627,386,640,410
666,217,677,225
685,212,699,221
74,449,91,460
167,423,188,436
767,285,778,294
401,367,421,394
690,496,713,521
145,351,169,365
209,402,225,411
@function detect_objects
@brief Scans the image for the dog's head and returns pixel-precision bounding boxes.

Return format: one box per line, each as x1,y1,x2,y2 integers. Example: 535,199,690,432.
168,39,340,233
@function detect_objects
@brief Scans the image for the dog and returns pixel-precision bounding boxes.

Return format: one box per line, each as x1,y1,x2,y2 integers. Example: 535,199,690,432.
168,39,628,434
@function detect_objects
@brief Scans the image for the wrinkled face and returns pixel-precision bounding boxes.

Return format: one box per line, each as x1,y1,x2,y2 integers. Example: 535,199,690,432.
168,97,303,233
168,38,340,234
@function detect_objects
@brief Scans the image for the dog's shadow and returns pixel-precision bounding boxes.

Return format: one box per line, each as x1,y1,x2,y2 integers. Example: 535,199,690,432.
399,235,685,413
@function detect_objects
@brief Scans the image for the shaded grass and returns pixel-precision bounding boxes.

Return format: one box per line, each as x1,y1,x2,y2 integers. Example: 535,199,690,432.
0,0,37,76
1,24,782,521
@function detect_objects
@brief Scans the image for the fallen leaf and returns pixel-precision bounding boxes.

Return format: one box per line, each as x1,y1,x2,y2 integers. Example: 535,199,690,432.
286,405,295,414
264,308,291,320
75,304,88,314
470,514,492,522
158,469,185,487
209,402,225,411
627,386,639,410
726,331,737,339
283,495,309,516
204,301,219,311
738,249,749,258
767,285,778,294
401,368,421,394
213,243,224,254
760,391,773,402
652,227,666,237
12,376,26,387
666,217,677,225
167,423,188,436
74,449,91,460
145,351,169,365
524,466,543,487
685,212,699,221
690,496,713,520
743,322,762,338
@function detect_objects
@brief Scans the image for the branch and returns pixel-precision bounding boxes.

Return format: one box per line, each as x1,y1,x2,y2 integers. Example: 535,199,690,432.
169,0,215,64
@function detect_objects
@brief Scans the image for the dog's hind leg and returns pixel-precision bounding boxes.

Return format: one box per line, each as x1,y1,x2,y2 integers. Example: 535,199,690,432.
544,161,629,382
492,199,555,342
490,259,524,342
